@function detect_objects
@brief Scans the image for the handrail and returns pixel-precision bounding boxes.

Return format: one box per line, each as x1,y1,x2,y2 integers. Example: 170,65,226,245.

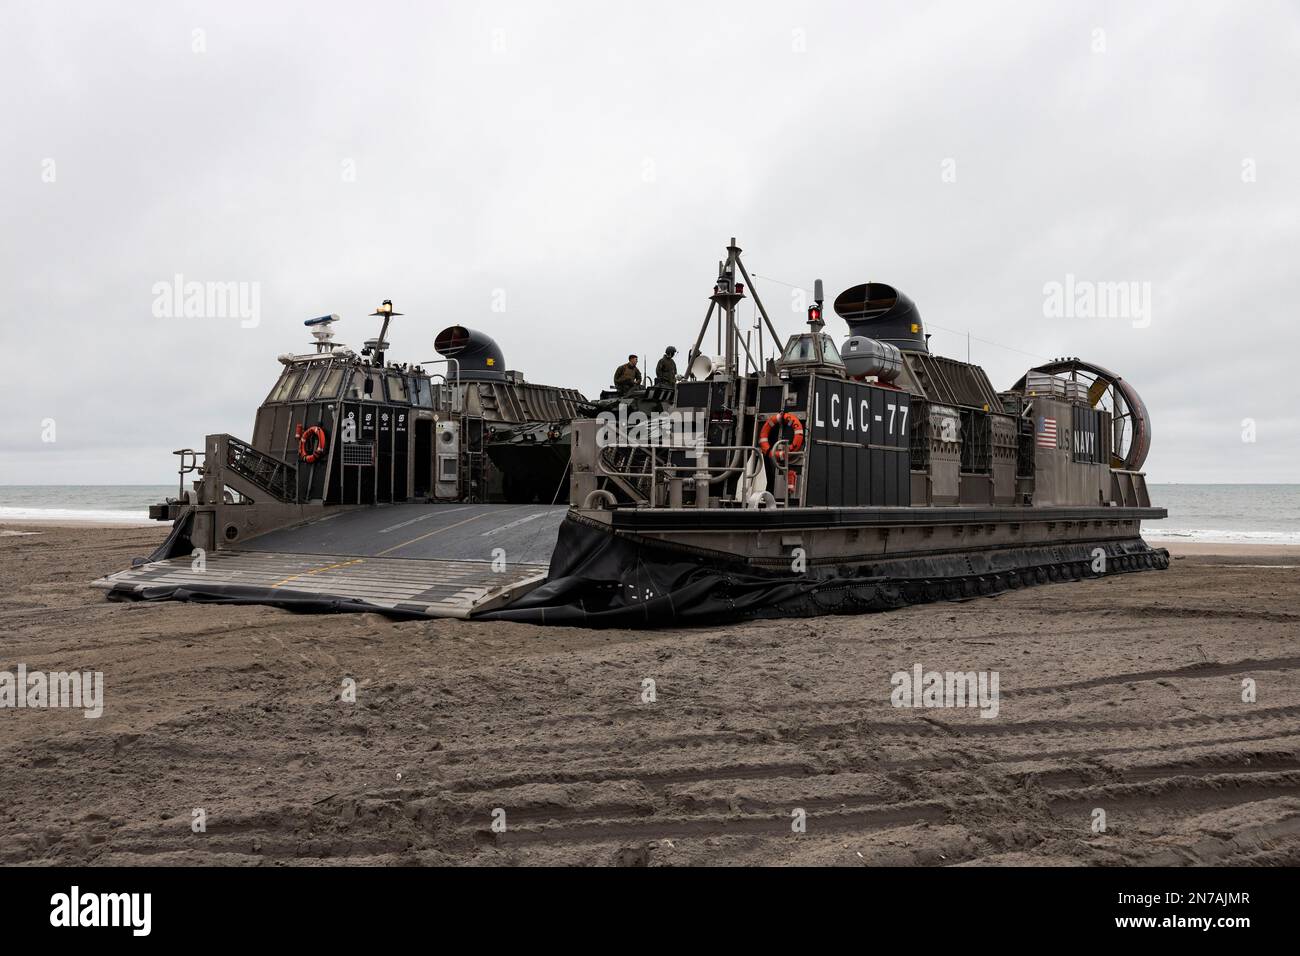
594,440,802,507
419,357,462,413
223,435,299,502
596,442,760,478
172,448,203,499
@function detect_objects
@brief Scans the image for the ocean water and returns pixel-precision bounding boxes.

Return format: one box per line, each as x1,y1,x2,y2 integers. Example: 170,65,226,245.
1143,484,1300,546
0,485,174,524
1,484,1298,544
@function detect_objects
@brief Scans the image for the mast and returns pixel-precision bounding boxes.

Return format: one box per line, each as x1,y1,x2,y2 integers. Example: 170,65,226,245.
687,238,783,379
366,299,402,367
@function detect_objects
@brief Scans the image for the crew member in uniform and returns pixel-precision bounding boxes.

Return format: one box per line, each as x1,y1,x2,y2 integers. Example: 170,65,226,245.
654,346,678,388
614,354,642,396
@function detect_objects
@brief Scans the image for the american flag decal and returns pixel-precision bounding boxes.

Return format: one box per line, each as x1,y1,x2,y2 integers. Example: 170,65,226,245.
1036,416,1058,448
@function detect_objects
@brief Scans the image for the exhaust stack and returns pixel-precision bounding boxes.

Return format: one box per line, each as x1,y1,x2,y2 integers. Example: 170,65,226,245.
833,282,927,353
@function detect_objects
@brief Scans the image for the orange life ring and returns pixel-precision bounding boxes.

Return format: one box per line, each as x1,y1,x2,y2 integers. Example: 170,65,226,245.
758,412,804,460
299,425,327,463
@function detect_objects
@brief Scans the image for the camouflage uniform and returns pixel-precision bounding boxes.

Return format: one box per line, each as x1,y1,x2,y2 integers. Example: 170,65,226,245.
654,351,677,388
614,361,642,396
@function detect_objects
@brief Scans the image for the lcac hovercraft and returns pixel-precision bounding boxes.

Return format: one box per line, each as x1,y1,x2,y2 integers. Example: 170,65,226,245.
488,239,1167,626
99,245,1166,626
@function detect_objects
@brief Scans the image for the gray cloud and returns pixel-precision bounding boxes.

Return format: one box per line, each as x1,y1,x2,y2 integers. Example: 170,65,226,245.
3,0,1297,483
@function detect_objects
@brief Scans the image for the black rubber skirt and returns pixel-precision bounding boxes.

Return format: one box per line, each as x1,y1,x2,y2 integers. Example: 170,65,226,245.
479,514,1169,627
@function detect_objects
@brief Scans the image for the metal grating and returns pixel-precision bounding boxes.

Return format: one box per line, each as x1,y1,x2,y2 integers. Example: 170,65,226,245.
94,551,549,619
908,399,930,470
905,353,1001,409
341,441,375,466
960,409,992,474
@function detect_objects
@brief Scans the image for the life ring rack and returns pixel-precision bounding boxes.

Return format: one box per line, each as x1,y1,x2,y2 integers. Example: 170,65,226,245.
758,412,804,461
299,425,328,463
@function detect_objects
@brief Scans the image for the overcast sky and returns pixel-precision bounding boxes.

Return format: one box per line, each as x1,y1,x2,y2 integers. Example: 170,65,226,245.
2,0,1297,485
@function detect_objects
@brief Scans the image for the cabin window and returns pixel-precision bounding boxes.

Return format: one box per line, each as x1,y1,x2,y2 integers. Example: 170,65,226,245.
343,370,368,399
780,334,844,365
821,336,843,364
412,377,433,408
386,373,408,402
318,366,345,398
782,336,818,362
272,369,301,402
292,367,322,400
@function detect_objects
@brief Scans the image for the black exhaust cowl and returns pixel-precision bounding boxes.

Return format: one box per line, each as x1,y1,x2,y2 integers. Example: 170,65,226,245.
434,326,507,381
833,282,927,353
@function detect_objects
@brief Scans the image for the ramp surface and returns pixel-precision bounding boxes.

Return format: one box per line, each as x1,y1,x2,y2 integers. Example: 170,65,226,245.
96,504,568,619
243,503,567,564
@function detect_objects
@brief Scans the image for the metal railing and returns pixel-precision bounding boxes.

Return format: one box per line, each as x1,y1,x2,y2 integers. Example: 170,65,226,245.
595,438,798,507
419,357,462,414
172,448,203,499
224,436,298,501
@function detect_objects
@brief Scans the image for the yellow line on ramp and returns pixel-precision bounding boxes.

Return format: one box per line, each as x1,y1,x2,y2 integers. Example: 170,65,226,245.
271,557,366,589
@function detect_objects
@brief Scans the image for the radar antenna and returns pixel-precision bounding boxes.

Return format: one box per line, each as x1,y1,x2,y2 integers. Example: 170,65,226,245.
304,314,341,352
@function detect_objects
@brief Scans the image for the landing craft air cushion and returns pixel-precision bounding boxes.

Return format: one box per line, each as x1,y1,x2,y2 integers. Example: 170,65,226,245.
97,241,1167,624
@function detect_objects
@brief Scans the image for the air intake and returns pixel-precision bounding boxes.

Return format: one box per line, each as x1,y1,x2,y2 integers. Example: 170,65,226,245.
833,282,927,353
434,326,506,381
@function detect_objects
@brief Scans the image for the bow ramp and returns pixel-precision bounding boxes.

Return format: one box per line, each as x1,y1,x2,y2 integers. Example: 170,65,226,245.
95,503,568,619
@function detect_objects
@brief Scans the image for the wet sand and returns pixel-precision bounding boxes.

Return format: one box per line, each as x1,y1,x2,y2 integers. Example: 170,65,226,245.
1,523,1297,866
1160,541,1300,559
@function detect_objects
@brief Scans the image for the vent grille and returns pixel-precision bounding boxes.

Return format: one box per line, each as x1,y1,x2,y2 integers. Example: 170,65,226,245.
341,441,375,466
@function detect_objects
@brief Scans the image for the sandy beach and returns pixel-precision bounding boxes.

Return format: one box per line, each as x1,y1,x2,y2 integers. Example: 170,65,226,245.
1,522,1297,866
